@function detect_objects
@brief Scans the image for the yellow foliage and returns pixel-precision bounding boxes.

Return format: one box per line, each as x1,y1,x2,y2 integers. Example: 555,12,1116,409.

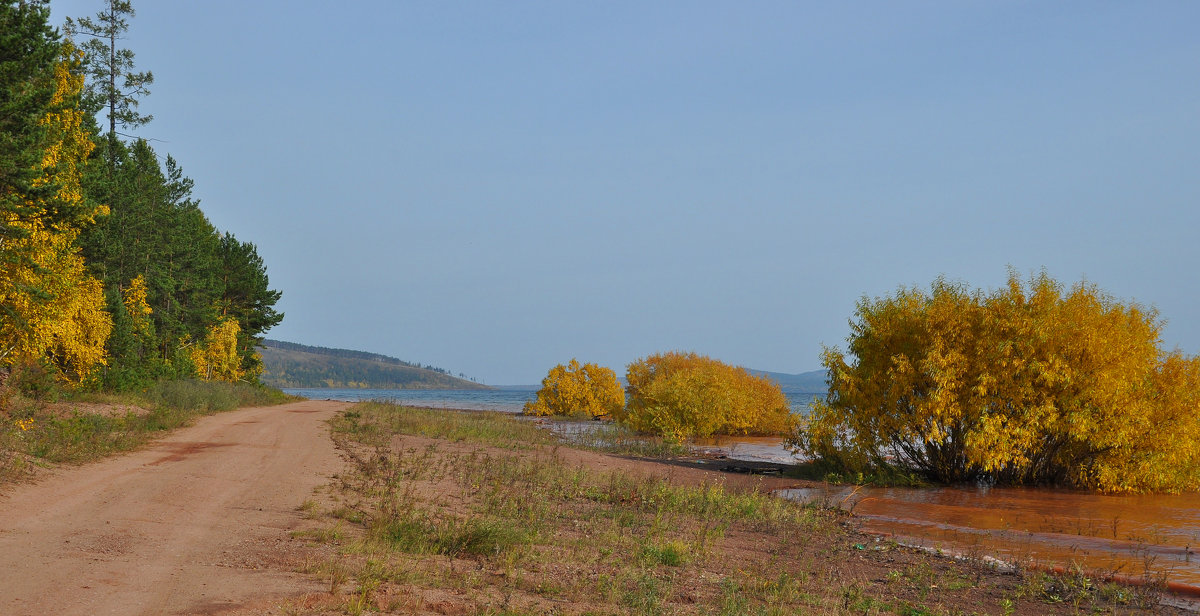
800,271,1200,493
617,351,795,442
36,52,100,222
0,46,110,381
523,359,624,418
122,275,152,336
190,319,243,383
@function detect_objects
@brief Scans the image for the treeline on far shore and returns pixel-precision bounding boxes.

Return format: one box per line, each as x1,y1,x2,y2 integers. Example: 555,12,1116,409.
258,340,487,390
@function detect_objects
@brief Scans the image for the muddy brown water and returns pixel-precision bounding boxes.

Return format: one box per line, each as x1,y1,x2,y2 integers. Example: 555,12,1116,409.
539,421,1200,592
692,434,1200,592
777,484,1200,590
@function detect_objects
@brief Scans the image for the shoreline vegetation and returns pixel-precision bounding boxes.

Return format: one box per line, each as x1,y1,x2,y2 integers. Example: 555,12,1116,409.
522,272,1200,496
2,3,1196,611
283,401,1178,615
1,387,1189,612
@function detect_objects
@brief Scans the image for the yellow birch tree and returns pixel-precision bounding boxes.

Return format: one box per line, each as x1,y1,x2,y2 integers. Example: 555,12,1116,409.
122,274,152,336
1,45,111,383
189,318,243,382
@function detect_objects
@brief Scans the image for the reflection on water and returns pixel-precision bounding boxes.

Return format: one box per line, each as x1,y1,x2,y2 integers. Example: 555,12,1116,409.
691,435,804,464
776,484,1200,589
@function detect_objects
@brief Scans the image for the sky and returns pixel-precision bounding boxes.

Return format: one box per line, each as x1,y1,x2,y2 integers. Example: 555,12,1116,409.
49,1,1200,385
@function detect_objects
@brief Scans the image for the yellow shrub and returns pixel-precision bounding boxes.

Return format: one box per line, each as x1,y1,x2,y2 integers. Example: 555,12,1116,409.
523,359,625,419
617,351,794,441
799,271,1200,493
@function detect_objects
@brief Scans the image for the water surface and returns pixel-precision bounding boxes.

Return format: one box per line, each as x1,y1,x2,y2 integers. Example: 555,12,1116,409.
776,483,1200,589
282,387,537,412
284,388,817,415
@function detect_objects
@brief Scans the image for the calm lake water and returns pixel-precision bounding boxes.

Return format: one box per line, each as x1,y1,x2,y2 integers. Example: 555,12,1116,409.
285,387,1200,594
283,387,541,412
283,387,819,415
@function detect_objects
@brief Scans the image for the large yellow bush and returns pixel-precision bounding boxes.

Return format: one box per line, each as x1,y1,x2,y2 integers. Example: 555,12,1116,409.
523,359,625,418
797,271,1200,493
617,351,794,442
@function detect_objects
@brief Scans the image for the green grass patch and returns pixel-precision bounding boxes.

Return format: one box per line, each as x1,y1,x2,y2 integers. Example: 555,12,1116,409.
332,401,554,449
61,379,293,412
1,379,293,483
374,513,525,558
642,540,689,567
334,401,692,459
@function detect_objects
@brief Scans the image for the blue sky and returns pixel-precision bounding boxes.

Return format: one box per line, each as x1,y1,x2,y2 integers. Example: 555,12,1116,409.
50,1,1200,384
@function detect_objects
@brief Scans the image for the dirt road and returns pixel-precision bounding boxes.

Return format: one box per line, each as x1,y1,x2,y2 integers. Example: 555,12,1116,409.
0,399,351,616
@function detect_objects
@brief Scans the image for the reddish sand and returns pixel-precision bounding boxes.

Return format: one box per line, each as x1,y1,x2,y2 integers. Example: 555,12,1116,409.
0,400,350,616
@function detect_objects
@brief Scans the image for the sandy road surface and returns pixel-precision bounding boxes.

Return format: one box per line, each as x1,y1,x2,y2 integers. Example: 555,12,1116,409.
0,399,352,616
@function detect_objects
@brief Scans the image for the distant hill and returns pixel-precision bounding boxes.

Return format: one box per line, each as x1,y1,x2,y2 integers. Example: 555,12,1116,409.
258,340,489,390
748,369,828,394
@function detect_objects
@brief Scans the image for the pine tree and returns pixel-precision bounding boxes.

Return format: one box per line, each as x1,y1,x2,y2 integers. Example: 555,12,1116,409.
217,234,283,376
80,139,225,384
63,0,152,140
